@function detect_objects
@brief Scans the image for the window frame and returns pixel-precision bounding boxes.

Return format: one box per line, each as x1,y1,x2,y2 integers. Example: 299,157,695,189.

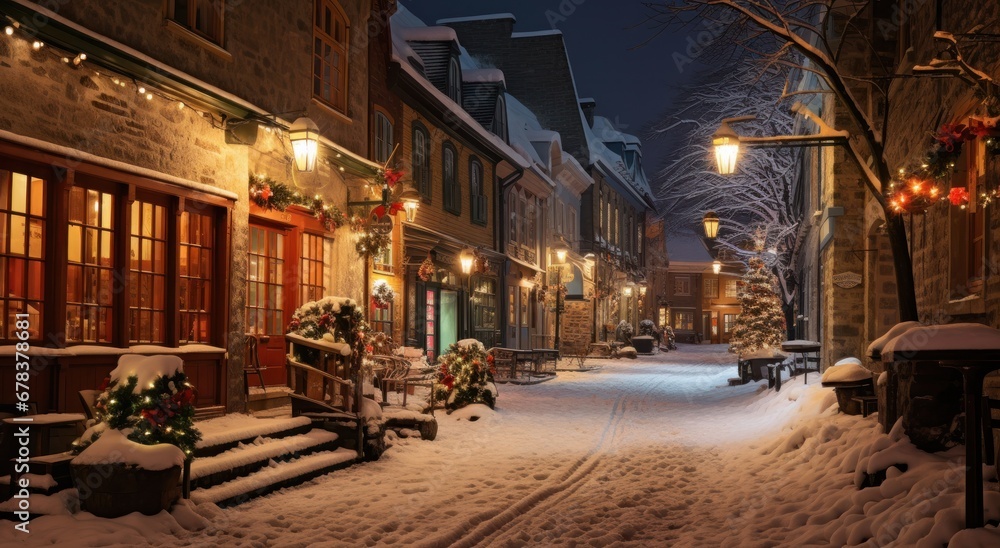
313,0,350,114
447,57,462,104
470,156,486,225
492,95,508,141
704,277,719,298
673,310,694,331
0,166,46,342
372,108,394,165
442,142,460,215
167,0,225,46
673,276,691,296
412,122,431,201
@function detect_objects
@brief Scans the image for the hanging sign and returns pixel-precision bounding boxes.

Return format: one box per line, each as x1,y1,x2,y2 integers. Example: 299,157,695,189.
369,212,394,235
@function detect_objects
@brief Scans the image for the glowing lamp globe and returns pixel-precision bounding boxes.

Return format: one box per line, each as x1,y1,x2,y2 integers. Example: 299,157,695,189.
702,211,720,239
712,121,740,175
713,260,722,275
459,248,474,275
289,117,319,172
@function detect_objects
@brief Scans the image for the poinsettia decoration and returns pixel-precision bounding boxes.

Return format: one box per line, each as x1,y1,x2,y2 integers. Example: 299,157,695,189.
949,187,970,206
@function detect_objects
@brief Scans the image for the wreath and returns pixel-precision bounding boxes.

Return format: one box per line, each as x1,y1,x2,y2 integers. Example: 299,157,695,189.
372,280,394,309
418,256,435,282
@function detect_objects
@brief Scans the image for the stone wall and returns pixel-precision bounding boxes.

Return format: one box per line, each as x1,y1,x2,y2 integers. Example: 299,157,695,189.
561,299,593,353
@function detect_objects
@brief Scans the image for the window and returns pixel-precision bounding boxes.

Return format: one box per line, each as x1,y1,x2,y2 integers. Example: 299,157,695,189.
704,278,718,298
168,0,223,44
371,301,393,336
723,313,737,333
442,143,459,214
519,193,527,246
67,187,114,343
179,210,214,344
413,123,430,199
447,57,462,104
674,276,691,296
658,307,667,327
301,233,329,303
373,110,394,164
246,226,285,336
313,0,349,113
492,95,508,141
473,278,498,348
508,192,517,246
673,310,694,331
129,200,168,344
470,158,487,225
949,138,986,299
568,209,576,242
725,279,739,298
373,235,392,274
527,198,536,250
0,169,44,339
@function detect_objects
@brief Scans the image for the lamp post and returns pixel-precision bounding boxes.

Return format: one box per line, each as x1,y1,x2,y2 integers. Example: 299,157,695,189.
459,248,474,339
552,246,568,351
713,260,722,275
399,187,420,223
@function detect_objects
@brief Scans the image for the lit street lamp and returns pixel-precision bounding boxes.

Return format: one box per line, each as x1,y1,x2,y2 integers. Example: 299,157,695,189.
288,116,319,172
551,246,569,351
713,260,722,275
460,248,474,339
703,211,720,239
712,117,751,175
399,187,420,223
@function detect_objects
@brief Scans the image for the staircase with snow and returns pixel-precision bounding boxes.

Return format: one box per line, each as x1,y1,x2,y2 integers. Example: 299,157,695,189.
186,415,359,507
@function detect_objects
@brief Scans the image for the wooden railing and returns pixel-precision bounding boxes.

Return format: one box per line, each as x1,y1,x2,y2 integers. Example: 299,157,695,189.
285,333,357,414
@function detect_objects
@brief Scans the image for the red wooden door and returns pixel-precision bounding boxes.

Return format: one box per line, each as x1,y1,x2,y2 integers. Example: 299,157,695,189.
246,224,289,385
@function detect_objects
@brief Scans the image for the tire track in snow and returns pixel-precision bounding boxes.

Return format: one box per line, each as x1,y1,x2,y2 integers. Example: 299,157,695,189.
480,375,671,546
421,373,669,548
415,391,633,548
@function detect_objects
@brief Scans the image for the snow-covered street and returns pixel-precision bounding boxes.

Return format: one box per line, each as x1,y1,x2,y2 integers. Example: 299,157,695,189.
6,344,1000,547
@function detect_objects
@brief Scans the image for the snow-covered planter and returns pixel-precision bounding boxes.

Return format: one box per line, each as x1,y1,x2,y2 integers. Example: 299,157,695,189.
438,339,496,411
821,357,874,416
71,355,198,518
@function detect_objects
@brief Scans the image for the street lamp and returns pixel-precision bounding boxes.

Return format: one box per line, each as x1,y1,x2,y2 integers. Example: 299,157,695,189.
459,248,474,339
703,211,720,239
712,118,745,175
713,260,722,275
288,116,319,172
555,246,568,263
623,281,635,298
398,186,420,223
551,248,570,351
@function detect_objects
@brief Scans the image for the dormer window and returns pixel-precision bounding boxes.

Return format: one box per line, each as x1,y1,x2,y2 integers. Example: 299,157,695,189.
447,57,461,103
492,95,508,142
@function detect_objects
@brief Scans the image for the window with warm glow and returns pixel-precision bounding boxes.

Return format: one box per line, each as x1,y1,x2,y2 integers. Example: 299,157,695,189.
949,139,986,299
372,234,392,274
725,279,739,298
67,187,115,343
0,169,44,340
673,310,694,331
704,278,718,298
313,0,349,113
247,226,285,336
168,0,224,45
179,210,214,344
371,301,393,336
129,200,168,344
724,313,737,333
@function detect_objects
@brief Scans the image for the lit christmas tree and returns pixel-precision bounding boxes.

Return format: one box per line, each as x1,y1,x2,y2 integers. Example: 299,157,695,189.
729,255,785,355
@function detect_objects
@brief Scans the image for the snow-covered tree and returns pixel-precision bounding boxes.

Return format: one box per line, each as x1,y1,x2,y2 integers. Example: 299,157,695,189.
650,63,802,305
645,0,920,321
729,256,786,355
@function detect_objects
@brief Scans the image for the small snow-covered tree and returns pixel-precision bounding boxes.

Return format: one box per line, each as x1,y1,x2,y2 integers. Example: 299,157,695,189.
729,256,786,355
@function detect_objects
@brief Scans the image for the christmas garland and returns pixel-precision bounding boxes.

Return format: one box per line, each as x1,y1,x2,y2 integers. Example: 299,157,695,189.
286,296,368,364
249,174,347,230
438,340,496,410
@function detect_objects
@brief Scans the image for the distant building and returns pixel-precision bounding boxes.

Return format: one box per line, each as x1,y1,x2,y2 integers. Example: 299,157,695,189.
663,232,741,345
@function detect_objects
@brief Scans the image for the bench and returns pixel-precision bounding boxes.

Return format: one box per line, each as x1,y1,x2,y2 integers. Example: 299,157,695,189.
821,379,875,415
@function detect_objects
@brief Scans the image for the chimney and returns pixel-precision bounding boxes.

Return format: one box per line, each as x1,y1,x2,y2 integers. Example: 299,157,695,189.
579,98,596,127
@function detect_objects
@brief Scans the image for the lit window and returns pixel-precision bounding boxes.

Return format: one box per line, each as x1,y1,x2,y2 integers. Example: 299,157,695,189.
179,210,214,344
246,226,285,336
313,0,349,113
673,311,694,331
129,200,168,344
704,278,718,298
0,169,44,340
67,187,114,343
674,276,691,296
301,233,330,304
725,279,739,298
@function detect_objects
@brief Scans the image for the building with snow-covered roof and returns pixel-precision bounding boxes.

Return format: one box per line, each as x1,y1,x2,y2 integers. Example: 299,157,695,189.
442,15,655,345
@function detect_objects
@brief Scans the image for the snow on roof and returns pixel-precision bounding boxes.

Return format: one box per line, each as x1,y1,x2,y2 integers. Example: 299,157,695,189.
397,25,458,43
664,231,714,263
462,68,505,85
512,29,563,38
584,116,654,201
436,13,516,25
579,97,596,104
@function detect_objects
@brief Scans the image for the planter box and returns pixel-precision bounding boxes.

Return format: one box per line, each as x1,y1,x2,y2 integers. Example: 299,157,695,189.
631,336,655,354
72,463,181,518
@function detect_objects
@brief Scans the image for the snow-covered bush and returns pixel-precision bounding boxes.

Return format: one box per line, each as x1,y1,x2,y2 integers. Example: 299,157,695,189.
76,355,201,461
638,319,661,344
615,320,634,343
437,339,496,410
286,296,367,363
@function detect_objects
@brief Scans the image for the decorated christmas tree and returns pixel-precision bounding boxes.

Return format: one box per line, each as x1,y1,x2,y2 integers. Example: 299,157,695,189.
729,256,786,355
437,339,497,410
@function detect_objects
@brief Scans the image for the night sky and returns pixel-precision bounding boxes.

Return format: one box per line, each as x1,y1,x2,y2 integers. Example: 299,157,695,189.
401,0,699,202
